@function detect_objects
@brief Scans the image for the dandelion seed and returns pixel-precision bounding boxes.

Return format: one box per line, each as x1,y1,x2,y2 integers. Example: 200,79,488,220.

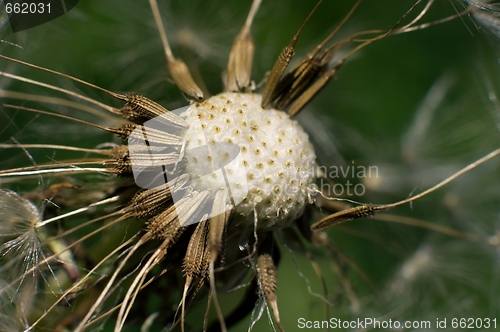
0,189,67,326
0,189,44,288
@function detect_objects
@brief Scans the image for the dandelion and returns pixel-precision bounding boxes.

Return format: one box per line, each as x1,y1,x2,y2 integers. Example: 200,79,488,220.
1,0,500,331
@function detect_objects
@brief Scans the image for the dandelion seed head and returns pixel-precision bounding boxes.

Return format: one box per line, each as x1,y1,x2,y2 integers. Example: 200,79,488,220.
183,92,316,229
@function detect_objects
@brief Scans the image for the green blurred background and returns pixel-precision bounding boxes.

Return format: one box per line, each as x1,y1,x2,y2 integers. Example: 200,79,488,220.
1,0,500,331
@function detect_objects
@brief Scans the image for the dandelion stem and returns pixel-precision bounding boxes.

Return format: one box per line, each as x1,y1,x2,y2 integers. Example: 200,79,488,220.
28,235,138,330
37,196,121,228
2,103,117,132
387,147,500,208
0,167,112,177
0,54,124,100
373,213,484,242
0,144,114,155
148,0,173,60
0,71,121,114
0,161,111,175
0,90,123,122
